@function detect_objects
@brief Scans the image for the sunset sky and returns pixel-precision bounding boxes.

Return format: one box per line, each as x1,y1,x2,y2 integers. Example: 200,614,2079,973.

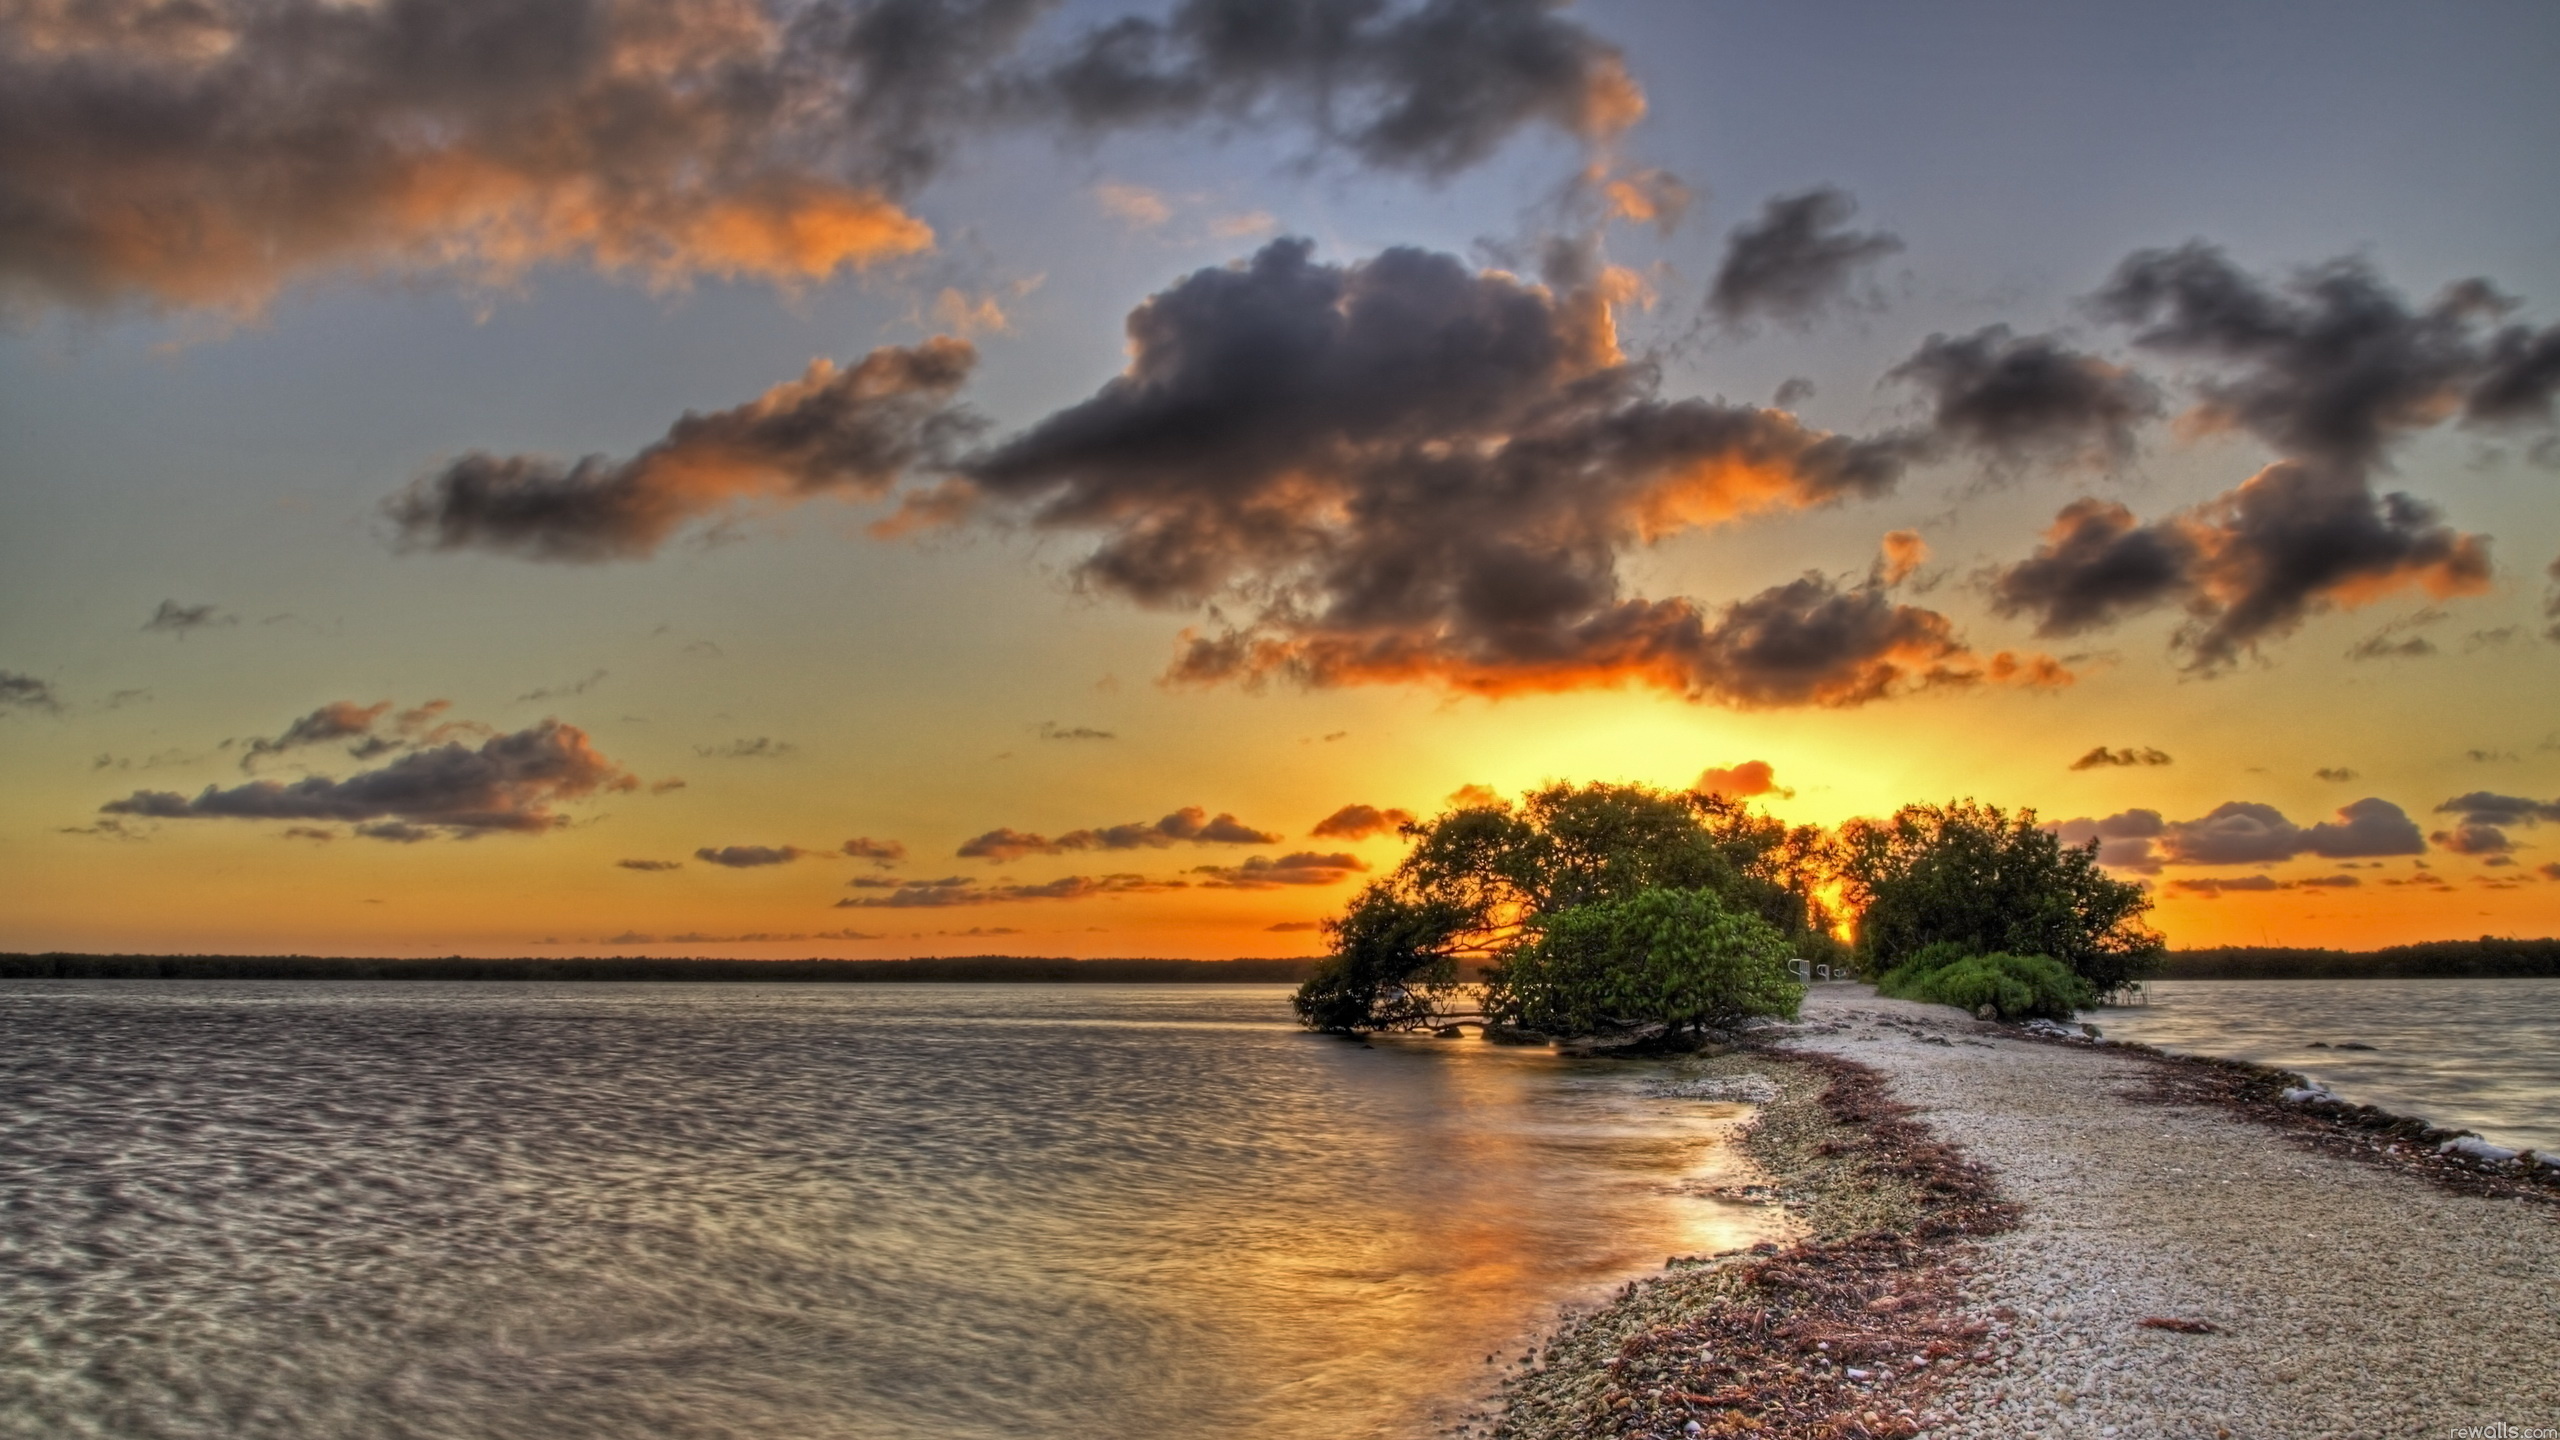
4,0,2557,959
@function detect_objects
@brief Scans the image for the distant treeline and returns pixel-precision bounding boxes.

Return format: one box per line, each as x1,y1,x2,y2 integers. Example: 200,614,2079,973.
2160,938,2560,980
0,953,1319,983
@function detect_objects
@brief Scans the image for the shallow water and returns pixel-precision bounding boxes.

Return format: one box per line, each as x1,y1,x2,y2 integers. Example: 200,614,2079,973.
0,982,1784,1440
2097,978,2560,1155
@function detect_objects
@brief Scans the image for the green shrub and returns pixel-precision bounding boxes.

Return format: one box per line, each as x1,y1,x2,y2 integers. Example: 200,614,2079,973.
1488,887,1804,1038
1877,950,2092,1020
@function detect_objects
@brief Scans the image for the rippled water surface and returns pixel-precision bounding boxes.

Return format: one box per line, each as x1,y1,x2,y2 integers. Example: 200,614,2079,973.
2098,978,2560,1155
0,982,1785,1440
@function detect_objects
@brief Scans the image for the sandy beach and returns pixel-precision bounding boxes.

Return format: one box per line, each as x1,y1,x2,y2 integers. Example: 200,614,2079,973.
1492,988,2560,1440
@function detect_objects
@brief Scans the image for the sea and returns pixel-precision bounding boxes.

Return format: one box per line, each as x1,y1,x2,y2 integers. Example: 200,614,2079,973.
0,982,1787,1440
2096,977,2560,1156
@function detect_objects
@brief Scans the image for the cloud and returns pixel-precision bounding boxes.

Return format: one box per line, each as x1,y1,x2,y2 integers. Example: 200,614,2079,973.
4,0,1641,313
141,600,234,636
2429,824,2513,856
1193,851,1369,887
1694,760,1791,799
241,701,392,765
101,719,636,836
2165,875,2283,897
518,669,609,703
1989,469,2489,670
617,858,684,872
2152,797,2425,866
388,341,979,561
1447,783,1502,808
1096,182,1172,228
2434,792,2560,827
1310,803,1417,839
841,837,908,866
944,237,2045,705
2541,863,2560,882
1992,247,2523,670
2069,746,2171,771
239,699,464,768
1034,0,1646,177
281,826,335,842
0,670,62,714
1265,920,1323,932
694,737,799,760
1887,326,2160,469
2314,767,2359,782
1600,168,1692,233
693,844,810,868
1036,722,1116,741
956,806,1282,859
2165,873,2363,899
2044,809,2167,873
1707,188,1902,328
838,871,1187,908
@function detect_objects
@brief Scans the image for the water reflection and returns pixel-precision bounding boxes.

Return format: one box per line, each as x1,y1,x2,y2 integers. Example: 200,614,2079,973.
0,983,1787,1440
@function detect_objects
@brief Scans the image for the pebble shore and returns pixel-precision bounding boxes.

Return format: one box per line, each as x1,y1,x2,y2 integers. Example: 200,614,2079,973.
1489,987,2560,1440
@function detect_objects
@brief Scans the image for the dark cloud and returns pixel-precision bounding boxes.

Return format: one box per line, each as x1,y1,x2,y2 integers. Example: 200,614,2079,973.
101,720,636,836
2164,875,2282,897
241,699,462,767
1192,850,1368,887
2044,809,2166,874
389,341,979,561
1990,467,2489,670
2430,824,2513,857
2466,314,2560,425
357,822,436,844
1707,188,1901,328
2153,797,2424,866
2165,874,2362,898
281,826,335,841
0,670,61,714
412,234,2053,707
949,237,2055,704
1991,247,2529,670
1265,920,1323,932
956,806,1282,860
2546,553,2560,643
2068,746,2171,771
1036,722,1116,740
1694,760,1791,799
1034,0,1645,177
1886,326,2160,469
246,701,392,760
694,845,809,868
3,0,1641,313
2314,767,2359,782
838,871,1187,907
141,600,234,635
2301,798,2427,858
1310,803,1416,839
2434,792,2560,828
694,737,799,760
617,858,684,871
842,836,908,866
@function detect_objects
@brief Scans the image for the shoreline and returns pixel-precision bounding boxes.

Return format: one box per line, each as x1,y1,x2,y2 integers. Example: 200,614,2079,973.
1485,988,2559,1439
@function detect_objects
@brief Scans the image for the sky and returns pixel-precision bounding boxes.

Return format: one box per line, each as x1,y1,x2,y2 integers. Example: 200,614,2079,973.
3,0,2557,959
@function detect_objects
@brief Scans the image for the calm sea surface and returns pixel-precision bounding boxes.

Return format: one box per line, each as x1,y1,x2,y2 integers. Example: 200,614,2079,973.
0,982,1785,1440
2097,977,2560,1156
